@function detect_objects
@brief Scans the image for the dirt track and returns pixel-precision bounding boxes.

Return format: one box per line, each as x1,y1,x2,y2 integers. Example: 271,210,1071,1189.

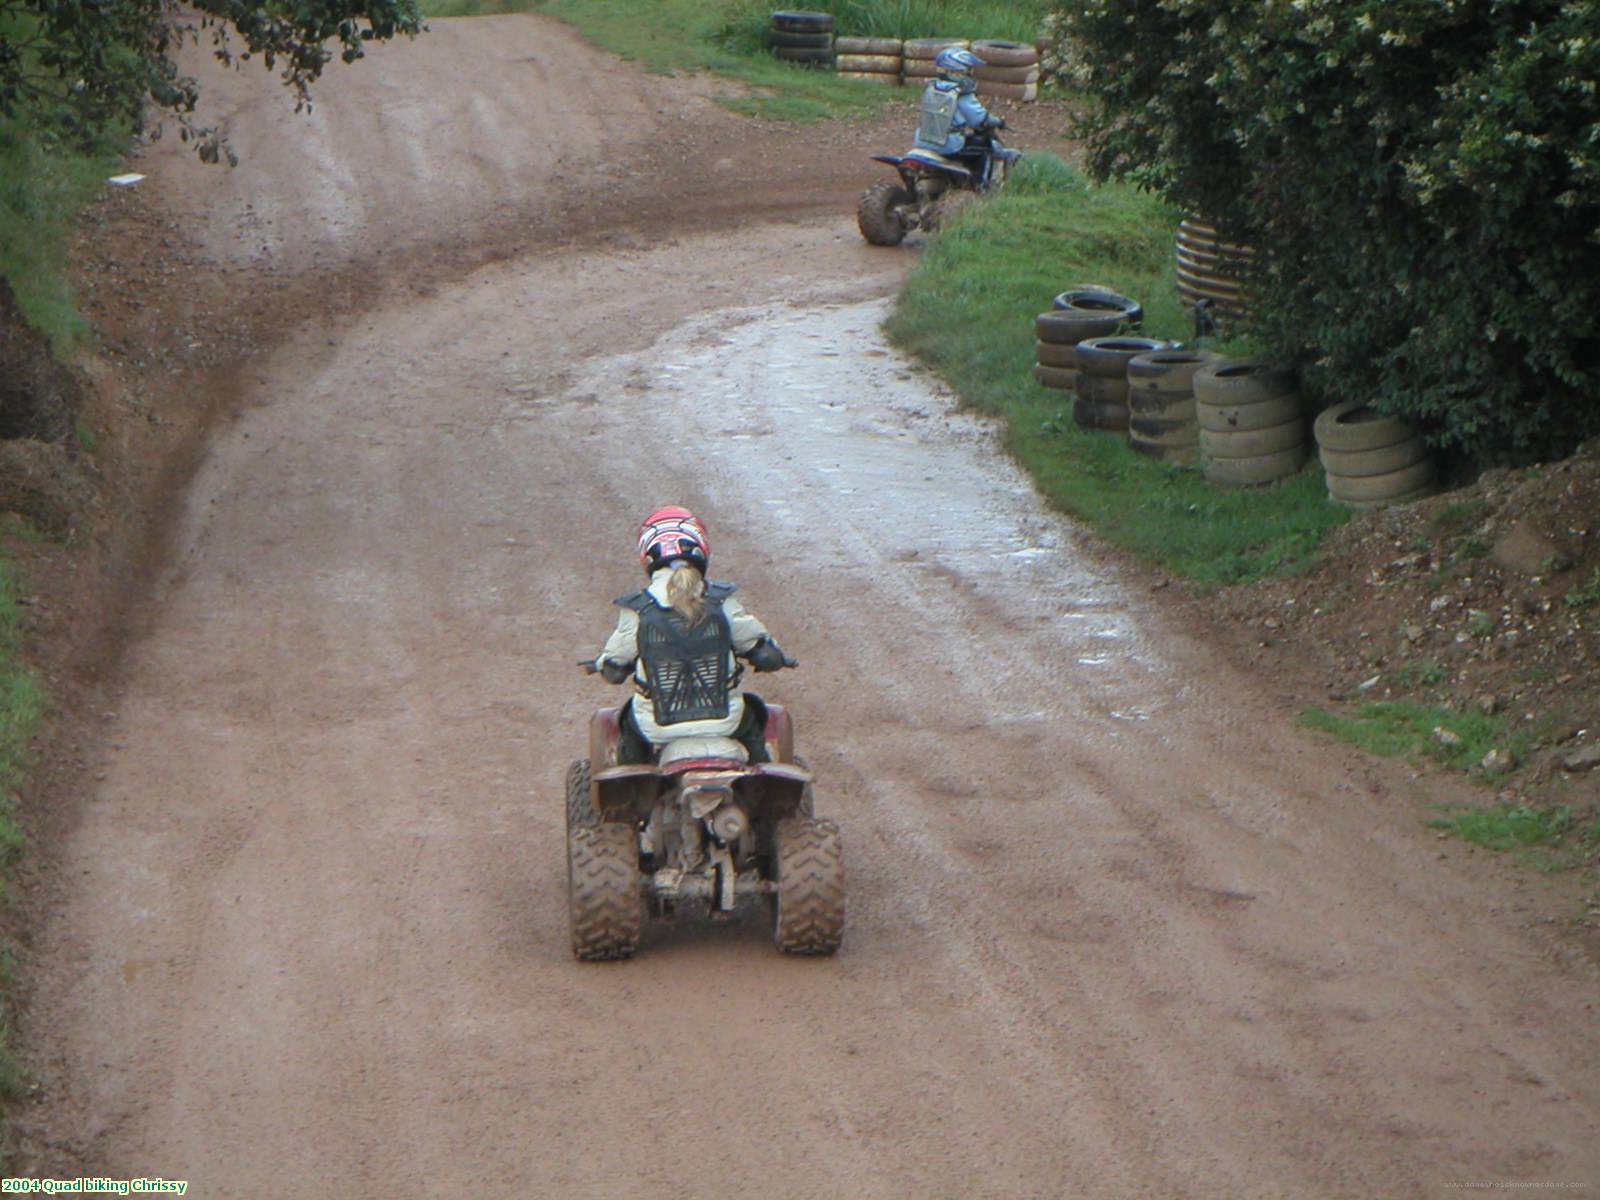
18,16,1600,1197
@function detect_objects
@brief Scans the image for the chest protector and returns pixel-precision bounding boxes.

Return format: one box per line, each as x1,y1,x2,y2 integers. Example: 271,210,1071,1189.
918,83,959,147
619,583,736,725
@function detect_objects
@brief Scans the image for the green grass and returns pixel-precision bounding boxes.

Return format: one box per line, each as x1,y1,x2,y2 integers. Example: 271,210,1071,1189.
1564,566,1600,609
1389,657,1449,690
0,553,43,1102
0,81,128,349
1430,803,1600,871
884,154,1346,585
1299,699,1529,776
425,0,1052,121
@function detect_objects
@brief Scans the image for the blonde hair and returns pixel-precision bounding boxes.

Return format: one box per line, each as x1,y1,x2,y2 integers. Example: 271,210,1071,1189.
666,564,706,625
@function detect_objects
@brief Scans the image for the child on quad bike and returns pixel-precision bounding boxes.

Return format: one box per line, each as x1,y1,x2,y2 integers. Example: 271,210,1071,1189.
590,506,795,765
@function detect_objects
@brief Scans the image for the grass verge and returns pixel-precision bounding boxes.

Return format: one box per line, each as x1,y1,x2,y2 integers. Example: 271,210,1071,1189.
1298,700,1531,777
0,550,44,1101
1301,699,1599,869
427,0,1052,122
0,110,128,351
885,154,1347,586
1430,803,1600,873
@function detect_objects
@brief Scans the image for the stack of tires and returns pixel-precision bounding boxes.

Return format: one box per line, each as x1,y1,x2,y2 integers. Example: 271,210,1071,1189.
769,10,834,67
1033,289,1142,402
1175,218,1253,329
971,39,1041,102
835,36,902,84
903,38,967,82
1313,398,1437,507
1125,349,1222,465
1075,336,1172,433
1193,360,1308,486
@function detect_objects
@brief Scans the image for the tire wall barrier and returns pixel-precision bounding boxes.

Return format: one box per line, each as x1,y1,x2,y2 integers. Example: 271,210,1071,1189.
1033,294,1142,399
770,10,834,65
1073,336,1172,434
971,39,1039,102
1313,398,1438,507
843,33,1042,98
901,38,965,83
1125,348,1223,466
1193,358,1308,486
835,38,902,84
1176,218,1253,329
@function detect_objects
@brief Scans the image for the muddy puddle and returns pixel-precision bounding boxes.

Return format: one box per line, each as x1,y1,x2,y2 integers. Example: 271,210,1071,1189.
558,295,1164,725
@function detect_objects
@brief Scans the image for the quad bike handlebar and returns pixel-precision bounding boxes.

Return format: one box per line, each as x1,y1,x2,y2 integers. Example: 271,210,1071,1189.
578,652,797,675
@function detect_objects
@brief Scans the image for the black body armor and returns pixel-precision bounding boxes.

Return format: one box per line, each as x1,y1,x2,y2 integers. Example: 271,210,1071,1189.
617,582,737,726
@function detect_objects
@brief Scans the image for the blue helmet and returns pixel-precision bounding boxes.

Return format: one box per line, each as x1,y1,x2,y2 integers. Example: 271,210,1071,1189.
933,47,985,75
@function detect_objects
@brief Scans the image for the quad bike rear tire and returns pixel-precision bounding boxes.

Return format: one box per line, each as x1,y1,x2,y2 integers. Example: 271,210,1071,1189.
926,189,976,231
568,823,644,962
566,758,596,831
771,818,844,955
791,754,816,818
858,182,911,246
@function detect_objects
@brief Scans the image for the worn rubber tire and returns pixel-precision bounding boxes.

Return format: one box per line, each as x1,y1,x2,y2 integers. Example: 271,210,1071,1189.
838,71,900,84
771,818,844,955
1127,348,1223,392
1130,436,1198,466
1129,390,1196,422
904,37,968,60
1035,308,1127,346
1073,394,1130,432
1034,340,1078,369
1033,363,1077,390
566,758,596,832
975,81,1037,102
902,61,938,78
857,182,910,246
770,10,833,33
1312,397,1416,453
1195,391,1302,433
767,29,833,49
1200,418,1306,459
835,36,902,55
973,64,1040,85
1129,409,1197,445
1326,456,1437,503
836,53,900,73
1075,336,1171,378
971,38,1040,67
1319,435,1428,478
1203,444,1308,487
568,823,643,962
773,46,834,64
1053,288,1142,323
1075,372,1130,404
1192,359,1296,407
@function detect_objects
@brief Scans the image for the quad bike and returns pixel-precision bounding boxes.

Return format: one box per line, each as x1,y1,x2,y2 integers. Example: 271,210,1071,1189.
564,694,845,962
857,125,1022,246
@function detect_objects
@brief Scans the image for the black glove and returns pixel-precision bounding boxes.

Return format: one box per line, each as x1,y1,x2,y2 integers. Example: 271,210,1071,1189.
746,637,797,672
991,116,1007,130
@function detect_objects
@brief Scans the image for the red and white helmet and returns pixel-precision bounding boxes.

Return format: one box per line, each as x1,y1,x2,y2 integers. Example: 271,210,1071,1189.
637,505,710,574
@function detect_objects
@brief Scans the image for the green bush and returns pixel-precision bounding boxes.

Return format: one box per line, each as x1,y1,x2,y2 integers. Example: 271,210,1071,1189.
1056,0,1600,469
